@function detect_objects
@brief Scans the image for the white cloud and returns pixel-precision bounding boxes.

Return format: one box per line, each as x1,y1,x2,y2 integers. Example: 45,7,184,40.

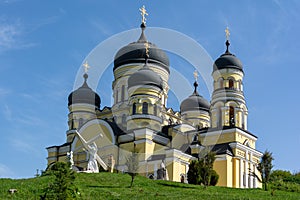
0,163,15,178
0,17,37,53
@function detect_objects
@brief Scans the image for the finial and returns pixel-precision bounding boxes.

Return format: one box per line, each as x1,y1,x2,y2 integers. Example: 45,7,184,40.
225,27,231,53
139,5,148,25
82,61,91,74
193,70,199,82
225,27,230,41
193,70,199,94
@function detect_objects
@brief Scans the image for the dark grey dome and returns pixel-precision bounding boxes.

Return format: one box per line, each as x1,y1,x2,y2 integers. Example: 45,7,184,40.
213,52,243,72
213,40,243,72
180,83,210,112
68,74,101,108
128,66,163,89
114,25,169,73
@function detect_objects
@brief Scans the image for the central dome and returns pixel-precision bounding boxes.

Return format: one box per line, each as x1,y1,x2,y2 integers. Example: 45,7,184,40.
114,25,169,73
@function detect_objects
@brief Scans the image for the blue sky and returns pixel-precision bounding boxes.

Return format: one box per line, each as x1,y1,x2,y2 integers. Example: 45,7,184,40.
0,0,299,178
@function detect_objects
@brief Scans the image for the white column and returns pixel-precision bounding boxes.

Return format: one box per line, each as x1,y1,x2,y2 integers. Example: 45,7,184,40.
249,153,253,188
239,158,243,188
245,151,248,188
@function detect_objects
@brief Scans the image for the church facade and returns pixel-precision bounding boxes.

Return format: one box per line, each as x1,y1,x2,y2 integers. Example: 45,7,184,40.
46,10,262,188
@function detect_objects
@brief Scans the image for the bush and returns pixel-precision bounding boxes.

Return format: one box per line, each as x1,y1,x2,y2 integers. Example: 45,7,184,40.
41,162,78,199
210,170,219,186
187,160,200,184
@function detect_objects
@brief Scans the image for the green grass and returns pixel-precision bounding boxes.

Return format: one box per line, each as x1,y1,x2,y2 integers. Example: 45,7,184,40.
0,172,299,200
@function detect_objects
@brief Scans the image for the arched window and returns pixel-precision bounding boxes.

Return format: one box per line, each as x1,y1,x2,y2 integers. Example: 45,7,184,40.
132,103,136,115
142,102,148,114
229,106,235,126
122,114,126,124
229,79,234,89
121,85,125,102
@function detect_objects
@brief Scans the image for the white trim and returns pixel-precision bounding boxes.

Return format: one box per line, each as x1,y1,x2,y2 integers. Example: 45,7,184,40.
201,128,257,141
127,114,162,123
215,154,228,161
229,142,262,157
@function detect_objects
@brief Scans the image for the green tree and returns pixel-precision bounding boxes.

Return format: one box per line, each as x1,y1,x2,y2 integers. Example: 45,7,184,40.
187,160,200,184
126,152,139,187
41,162,78,200
270,170,292,181
187,150,219,186
198,150,217,186
257,150,274,191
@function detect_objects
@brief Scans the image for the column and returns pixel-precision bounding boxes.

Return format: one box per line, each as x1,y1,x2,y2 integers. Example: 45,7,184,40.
249,153,253,188
239,158,243,188
245,150,248,188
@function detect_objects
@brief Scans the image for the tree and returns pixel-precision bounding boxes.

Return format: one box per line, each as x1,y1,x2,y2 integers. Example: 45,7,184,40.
187,150,219,186
198,150,217,186
126,152,139,187
257,150,274,191
41,162,78,200
270,170,292,181
187,160,200,184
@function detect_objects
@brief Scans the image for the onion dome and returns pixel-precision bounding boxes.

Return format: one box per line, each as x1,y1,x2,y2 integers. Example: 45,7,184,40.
128,61,163,90
180,81,210,112
68,73,101,108
213,40,243,72
114,23,170,73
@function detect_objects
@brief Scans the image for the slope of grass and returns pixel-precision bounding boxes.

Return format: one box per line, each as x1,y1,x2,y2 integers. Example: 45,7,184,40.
1,172,299,200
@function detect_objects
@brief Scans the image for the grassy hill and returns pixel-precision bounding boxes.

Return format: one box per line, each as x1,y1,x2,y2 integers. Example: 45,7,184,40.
0,172,299,200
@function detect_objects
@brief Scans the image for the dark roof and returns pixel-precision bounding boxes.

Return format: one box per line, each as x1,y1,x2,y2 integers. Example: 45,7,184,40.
180,91,210,112
147,154,166,161
46,142,71,149
114,25,169,73
210,143,234,156
213,41,243,72
68,74,101,108
128,65,163,89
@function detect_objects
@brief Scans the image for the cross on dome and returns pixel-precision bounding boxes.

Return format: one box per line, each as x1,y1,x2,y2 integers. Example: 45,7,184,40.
82,61,91,73
139,5,148,25
225,27,230,41
193,70,199,81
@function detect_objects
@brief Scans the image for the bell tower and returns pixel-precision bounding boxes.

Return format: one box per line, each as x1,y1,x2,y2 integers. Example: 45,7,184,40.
210,27,248,130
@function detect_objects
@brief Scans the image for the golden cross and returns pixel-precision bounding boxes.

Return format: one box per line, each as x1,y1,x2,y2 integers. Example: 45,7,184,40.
144,42,150,57
225,27,230,41
193,70,199,81
82,61,90,73
139,5,148,24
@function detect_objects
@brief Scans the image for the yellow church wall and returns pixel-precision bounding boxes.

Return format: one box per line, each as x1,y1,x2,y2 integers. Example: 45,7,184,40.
213,155,233,187
214,159,227,186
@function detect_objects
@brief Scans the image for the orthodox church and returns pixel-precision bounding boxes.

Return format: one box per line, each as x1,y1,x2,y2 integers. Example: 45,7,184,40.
46,7,262,188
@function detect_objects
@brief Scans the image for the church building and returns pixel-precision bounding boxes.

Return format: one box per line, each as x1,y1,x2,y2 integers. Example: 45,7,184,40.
46,7,262,188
